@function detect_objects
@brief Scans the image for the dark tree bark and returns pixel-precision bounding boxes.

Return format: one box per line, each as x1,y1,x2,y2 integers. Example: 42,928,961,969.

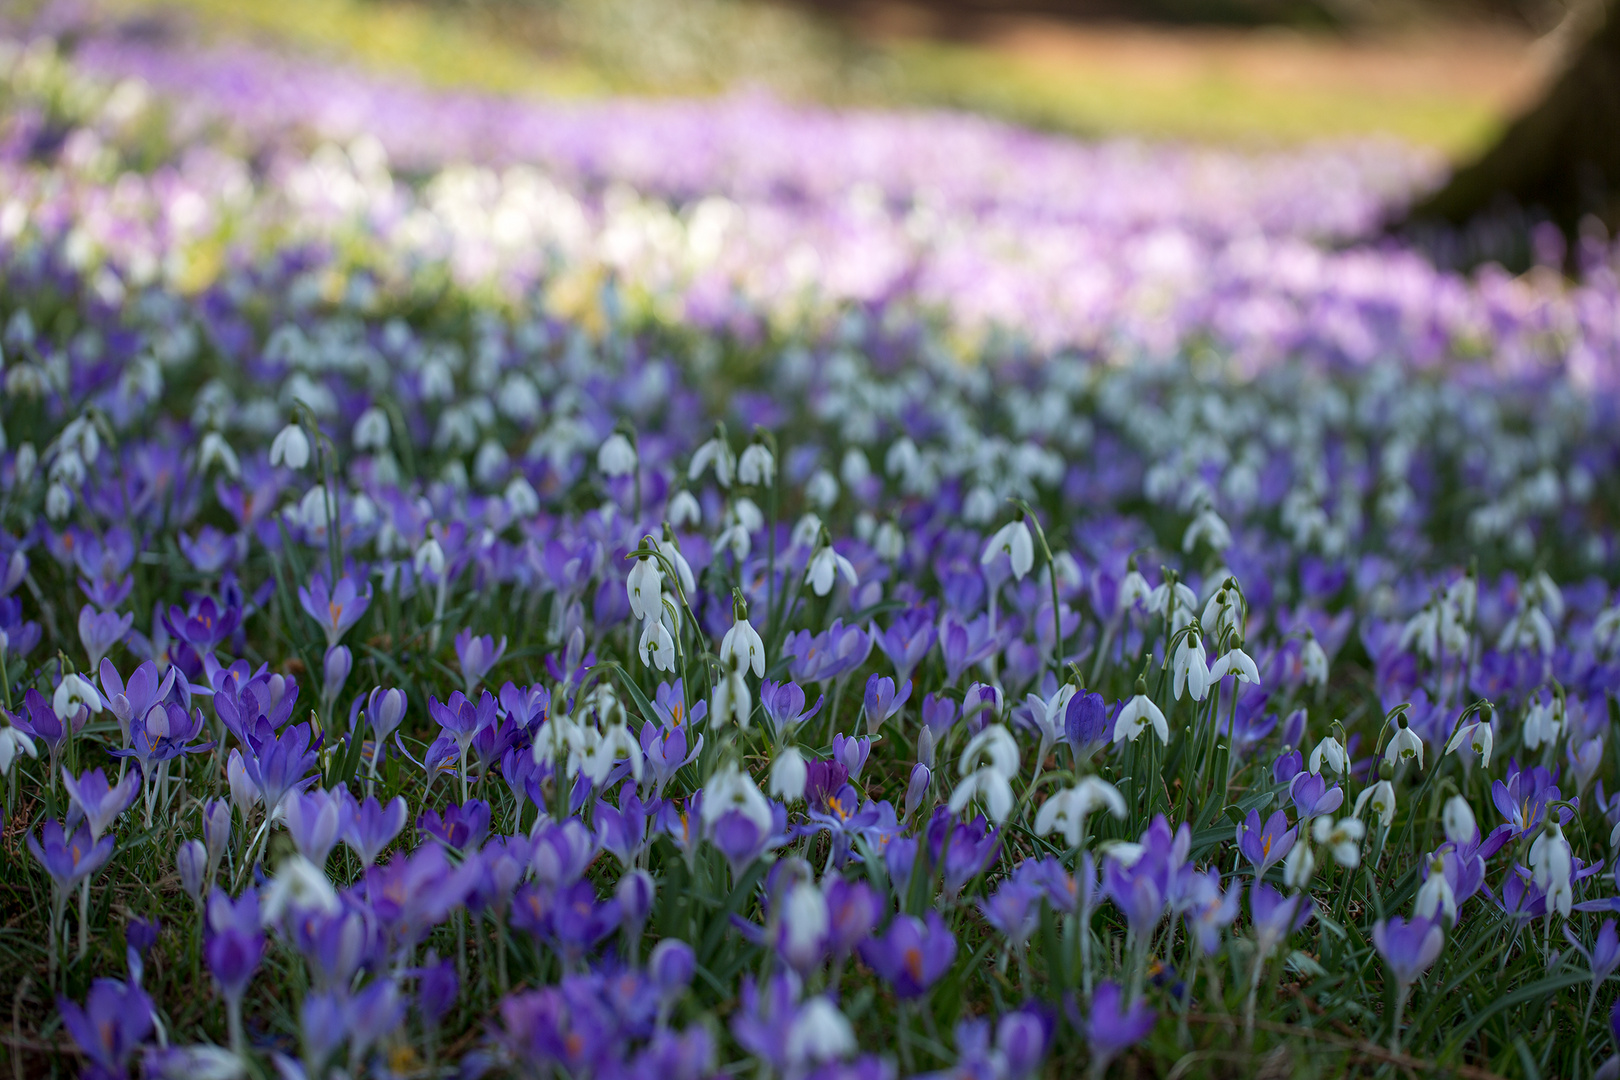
1404,0,1620,237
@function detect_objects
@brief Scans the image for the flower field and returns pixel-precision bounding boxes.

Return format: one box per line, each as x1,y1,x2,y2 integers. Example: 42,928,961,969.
2,9,1620,1080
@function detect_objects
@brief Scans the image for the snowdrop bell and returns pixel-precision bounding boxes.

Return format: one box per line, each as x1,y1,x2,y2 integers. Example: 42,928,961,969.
269,423,310,470
597,432,637,477
737,442,774,487
981,520,1034,581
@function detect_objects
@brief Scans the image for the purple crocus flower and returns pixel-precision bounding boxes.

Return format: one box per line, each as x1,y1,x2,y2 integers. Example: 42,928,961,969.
242,721,320,811
62,766,140,840
1064,690,1110,758
28,819,116,892
298,573,373,648
731,972,800,1071
1235,809,1297,875
939,613,1001,683
340,791,408,868
205,887,265,1010
1078,981,1156,1073
1288,772,1343,820
8,687,74,757
362,685,408,745
454,628,508,693
416,952,458,1028
1249,882,1313,955
284,787,344,866
929,808,1003,897
871,608,938,685
760,679,825,733
428,690,497,753
1491,761,1569,839
825,877,880,959
58,978,154,1078
979,878,1044,951
1564,919,1620,990
1372,914,1444,986
78,604,133,672
783,619,872,684
163,595,242,652
419,799,492,851
861,673,912,736
859,911,956,999
831,734,871,784
499,681,550,735
921,693,959,739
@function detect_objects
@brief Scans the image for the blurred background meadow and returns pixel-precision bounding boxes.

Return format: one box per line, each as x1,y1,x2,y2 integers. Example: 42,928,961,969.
82,0,1550,153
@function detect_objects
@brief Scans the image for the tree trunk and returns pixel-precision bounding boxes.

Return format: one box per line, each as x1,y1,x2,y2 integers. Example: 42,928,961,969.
1403,0,1620,238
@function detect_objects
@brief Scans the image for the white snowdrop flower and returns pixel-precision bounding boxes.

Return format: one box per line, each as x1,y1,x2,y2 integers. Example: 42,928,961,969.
1148,580,1198,631
1442,795,1476,846
0,724,39,775
269,423,311,470
260,854,340,924
792,513,824,551
958,723,1020,779
807,545,858,597
639,618,676,673
948,767,1016,824
1172,630,1212,702
1594,605,1620,653
720,617,766,679
53,673,103,720
981,519,1034,580
1200,583,1245,642
1529,821,1573,918
1035,777,1126,847
1522,695,1565,751
884,437,919,480
1117,568,1151,614
46,482,73,520
504,476,540,518
737,443,774,487
781,883,830,973
1115,692,1169,745
1400,604,1441,660
1052,551,1082,591
805,469,840,509
1207,645,1260,688
1311,815,1366,868
414,537,446,579
1283,839,1315,890
353,406,390,451
1301,634,1329,687
769,746,808,803
668,490,702,528
579,725,643,786
598,433,637,477
658,537,697,598
1415,860,1457,925
689,435,734,488
496,374,541,423
713,666,752,729
701,763,772,835
732,498,764,533
198,432,241,478
840,447,871,487
874,521,904,562
1182,504,1232,553
1310,735,1348,776
1445,718,1494,769
716,522,752,561
1354,780,1397,829
1385,721,1424,770
626,557,664,622
963,486,998,525
786,998,855,1066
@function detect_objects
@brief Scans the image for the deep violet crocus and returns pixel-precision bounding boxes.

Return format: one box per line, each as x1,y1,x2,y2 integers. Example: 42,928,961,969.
858,911,956,999
1372,914,1444,1053
58,978,154,1078
298,573,373,649
1078,981,1156,1079
342,792,408,867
